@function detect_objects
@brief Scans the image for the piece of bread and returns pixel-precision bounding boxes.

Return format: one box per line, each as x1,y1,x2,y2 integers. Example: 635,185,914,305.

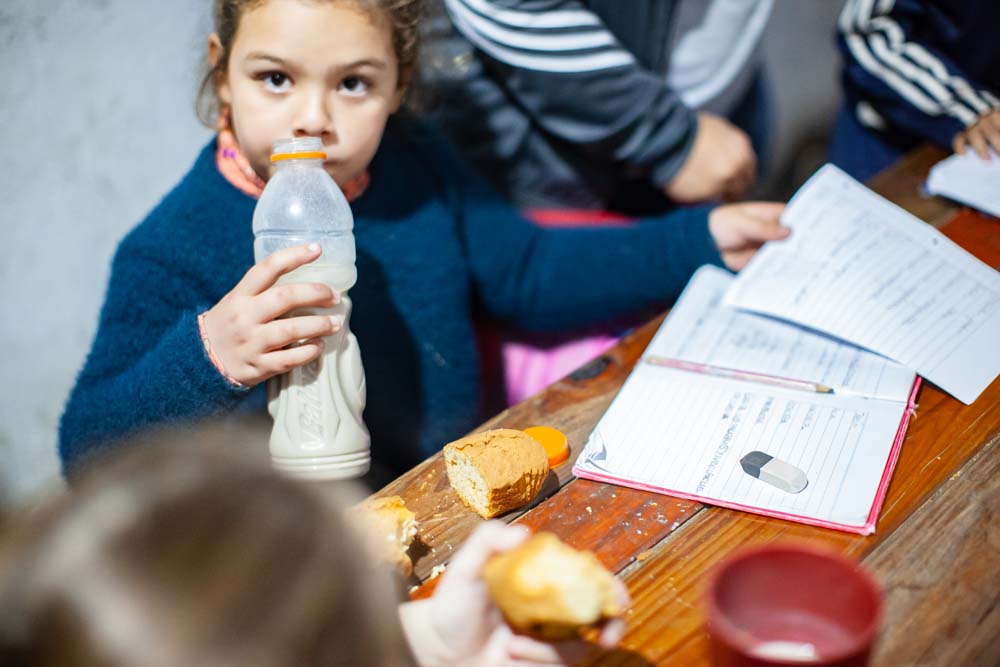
483,532,624,640
443,429,549,518
354,495,417,576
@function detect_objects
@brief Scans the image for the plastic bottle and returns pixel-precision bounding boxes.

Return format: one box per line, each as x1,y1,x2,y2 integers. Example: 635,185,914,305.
253,137,370,480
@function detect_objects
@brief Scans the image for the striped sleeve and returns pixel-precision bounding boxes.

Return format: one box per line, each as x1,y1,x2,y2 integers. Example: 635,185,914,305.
837,0,1000,148
442,0,697,187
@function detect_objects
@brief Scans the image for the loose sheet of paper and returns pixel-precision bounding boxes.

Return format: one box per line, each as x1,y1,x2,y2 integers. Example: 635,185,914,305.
724,164,1000,404
575,366,907,529
926,150,1000,218
648,266,915,401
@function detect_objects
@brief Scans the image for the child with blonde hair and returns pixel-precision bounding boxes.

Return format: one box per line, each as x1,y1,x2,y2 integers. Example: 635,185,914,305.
59,0,788,474
0,428,626,666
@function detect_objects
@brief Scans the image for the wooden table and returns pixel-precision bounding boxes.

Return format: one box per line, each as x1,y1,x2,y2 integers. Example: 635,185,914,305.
374,146,1000,666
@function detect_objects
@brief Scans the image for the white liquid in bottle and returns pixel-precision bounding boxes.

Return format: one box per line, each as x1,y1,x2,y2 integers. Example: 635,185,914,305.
253,136,370,480
267,263,370,479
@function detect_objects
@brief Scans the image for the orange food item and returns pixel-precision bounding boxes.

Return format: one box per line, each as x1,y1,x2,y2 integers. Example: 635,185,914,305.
523,426,569,467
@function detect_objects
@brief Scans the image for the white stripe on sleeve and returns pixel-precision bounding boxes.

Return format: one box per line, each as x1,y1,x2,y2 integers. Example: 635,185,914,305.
846,0,986,126
866,29,977,124
445,0,617,52
446,0,635,73
451,0,601,30
900,41,991,114
844,33,944,117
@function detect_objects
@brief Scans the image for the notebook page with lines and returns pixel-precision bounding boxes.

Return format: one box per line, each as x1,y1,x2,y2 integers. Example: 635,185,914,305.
723,164,1000,405
574,366,914,534
574,264,918,534
649,266,916,402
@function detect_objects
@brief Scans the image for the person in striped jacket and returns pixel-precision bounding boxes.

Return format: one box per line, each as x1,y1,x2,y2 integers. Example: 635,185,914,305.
419,0,774,216
417,0,777,405
831,0,1000,182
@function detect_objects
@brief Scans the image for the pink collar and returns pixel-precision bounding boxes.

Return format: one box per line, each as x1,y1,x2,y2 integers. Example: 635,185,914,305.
215,125,370,202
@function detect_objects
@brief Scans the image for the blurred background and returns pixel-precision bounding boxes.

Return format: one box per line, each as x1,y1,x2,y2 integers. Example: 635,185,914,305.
0,0,846,505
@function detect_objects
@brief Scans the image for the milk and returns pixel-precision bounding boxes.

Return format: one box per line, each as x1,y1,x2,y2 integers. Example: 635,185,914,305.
253,136,370,480
267,262,370,479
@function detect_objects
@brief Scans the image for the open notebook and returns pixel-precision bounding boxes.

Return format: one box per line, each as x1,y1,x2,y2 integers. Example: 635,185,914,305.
573,266,919,535
724,164,1000,405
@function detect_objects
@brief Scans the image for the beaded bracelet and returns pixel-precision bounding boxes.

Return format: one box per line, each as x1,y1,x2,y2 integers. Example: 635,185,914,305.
197,312,247,389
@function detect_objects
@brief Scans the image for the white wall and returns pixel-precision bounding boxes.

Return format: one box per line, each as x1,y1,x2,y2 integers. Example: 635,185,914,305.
759,1,847,197
0,0,212,504
0,0,844,506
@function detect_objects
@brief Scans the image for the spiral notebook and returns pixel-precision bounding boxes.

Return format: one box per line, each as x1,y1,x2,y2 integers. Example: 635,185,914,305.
573,265,919,535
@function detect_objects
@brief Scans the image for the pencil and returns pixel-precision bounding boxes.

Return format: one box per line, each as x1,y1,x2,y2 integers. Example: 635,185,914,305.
643,356,835,394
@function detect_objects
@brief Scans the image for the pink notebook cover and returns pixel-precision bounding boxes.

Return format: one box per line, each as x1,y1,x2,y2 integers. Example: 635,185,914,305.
572,377,922,536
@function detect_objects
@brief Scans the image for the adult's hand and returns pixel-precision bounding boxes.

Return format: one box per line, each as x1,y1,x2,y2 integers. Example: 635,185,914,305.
664,112,757,203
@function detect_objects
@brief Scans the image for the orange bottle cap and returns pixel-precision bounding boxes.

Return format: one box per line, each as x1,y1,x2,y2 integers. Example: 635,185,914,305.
524,426,569,467
270,151,327,162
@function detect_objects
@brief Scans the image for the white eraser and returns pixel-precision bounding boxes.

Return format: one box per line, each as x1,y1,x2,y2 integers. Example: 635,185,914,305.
740,451,808,494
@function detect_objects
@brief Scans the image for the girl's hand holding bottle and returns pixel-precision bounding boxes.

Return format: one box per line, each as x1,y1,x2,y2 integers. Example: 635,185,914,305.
201,243,342,386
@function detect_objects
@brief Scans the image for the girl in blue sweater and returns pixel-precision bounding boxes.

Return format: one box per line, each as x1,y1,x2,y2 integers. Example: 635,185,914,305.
59,0,788,474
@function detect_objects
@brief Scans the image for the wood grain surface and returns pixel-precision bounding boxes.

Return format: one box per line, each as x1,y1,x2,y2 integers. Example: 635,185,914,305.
374,148,1000,665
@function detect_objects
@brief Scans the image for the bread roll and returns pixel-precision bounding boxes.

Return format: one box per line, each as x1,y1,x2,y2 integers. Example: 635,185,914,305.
354,495,417,576
483,532,624,640
443,429,549,518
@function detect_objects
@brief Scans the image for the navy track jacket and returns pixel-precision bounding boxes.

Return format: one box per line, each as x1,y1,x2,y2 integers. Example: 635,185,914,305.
838,0,1000,149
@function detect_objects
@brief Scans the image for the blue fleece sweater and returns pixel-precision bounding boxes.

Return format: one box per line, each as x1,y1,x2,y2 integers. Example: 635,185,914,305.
59,116,723,473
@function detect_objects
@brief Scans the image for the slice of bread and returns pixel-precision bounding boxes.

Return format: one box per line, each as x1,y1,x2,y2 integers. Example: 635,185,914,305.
354,495,417,576
483,532,624,640
443,429,549,518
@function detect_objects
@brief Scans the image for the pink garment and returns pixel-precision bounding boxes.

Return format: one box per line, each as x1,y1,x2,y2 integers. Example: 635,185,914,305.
503,335,621,404
214,107,370,201
500,209,632,405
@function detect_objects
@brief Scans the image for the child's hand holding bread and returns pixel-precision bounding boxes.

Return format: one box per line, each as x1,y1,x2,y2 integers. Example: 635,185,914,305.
401,522,628,667
391,428,628,664
483,532,627,642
